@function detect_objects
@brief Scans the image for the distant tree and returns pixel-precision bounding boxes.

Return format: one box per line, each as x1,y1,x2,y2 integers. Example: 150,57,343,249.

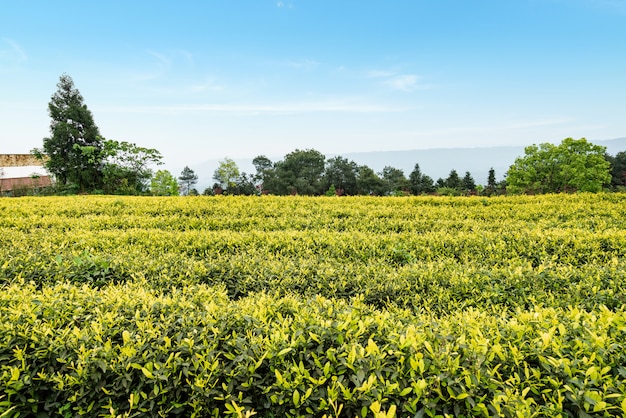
421,175,435,194
444,169,462,190
102,140,163,194
484,167,497,196
213,158,241,193
273,149,326,195
323,156,359,195
178,166,198,196
252,155,274,192
507,138,610,194
231,172,257,195
409,163,424,195
43,73,103,192
380,166,409,195
408,163,435,195
151,170,179,196
606,151,626,189
356,165,385,195
462,171,476,194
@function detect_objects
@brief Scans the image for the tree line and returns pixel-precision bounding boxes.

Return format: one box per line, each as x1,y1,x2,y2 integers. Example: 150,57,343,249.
203,151,499,197
28,74,626,197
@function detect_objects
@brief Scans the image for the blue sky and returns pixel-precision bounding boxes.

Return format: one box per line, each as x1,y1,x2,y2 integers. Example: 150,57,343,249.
1,0,625,171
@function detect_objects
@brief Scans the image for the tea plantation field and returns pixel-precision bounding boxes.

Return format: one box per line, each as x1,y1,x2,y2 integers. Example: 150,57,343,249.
1,194,626,417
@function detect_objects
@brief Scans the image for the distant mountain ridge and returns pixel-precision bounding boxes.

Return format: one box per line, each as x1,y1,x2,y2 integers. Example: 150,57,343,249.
190,137,626,192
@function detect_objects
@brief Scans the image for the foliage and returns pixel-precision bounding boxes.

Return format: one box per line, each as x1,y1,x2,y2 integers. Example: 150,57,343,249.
150,170,179,196
2,194,626,415
102,139,163,195
263,149,326,195
606,151,626,190
230,173,258,196
2,194,626,311
436,186,461,196
252,155,274,192
1,281,626,416
483,167,497,196
356,166,386,196
444,169,462,190
178,166,198,196
507,138,611,194
323,156,359,195
42,74,103,192
213,158,241,193
462,171,476,193
380,166,409,195
408,163,435,195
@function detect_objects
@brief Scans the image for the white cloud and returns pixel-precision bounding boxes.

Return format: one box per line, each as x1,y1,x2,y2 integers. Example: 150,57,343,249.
383,74,419,92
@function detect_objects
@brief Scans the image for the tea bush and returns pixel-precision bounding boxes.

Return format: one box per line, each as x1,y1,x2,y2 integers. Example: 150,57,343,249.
1,194,626,416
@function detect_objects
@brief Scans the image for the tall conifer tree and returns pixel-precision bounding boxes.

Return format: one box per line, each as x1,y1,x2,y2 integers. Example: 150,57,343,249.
43,74,103,192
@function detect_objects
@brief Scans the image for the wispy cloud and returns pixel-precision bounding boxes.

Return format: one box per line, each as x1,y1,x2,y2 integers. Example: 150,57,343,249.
127,50,171,81
277,1,294,9
365,69,426,92
96,100,411,115
383,74,419,92
176,49,194,66
0,38,28,65
147,50,170,71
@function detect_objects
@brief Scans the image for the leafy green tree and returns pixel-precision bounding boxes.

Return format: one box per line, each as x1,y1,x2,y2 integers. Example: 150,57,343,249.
356,165,385,195
178,166,198,196
507,138,611,194
43,74,103,192
325,184,337,196
273,149,326,195
380,166,409,195
606,151,626,189
213,158,241,193
102,140,163,194
252,155,274,192
437,186,461,196
323,156,359,195
151,170,179,196
231,173,257,195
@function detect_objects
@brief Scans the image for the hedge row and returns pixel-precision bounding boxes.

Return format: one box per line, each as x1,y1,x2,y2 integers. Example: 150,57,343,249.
2,281,626,417
1,195,626,313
